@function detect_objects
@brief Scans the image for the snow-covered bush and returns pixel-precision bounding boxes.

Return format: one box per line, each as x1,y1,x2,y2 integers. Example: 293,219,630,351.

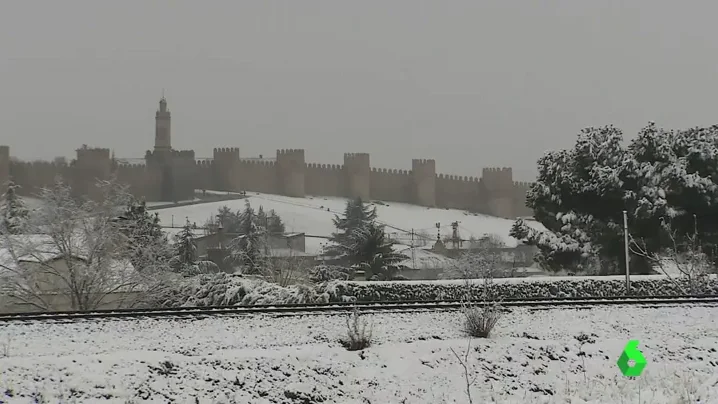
309,264,352,283
145,273,330,307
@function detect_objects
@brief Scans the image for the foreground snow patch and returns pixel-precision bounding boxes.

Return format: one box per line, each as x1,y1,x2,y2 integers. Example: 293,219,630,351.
0,306,717,403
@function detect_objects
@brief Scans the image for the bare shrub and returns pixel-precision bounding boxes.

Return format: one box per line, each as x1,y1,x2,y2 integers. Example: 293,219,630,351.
630,216,714,295
463,302,502,338
445,248,504,338
259,253,307,287
340,307,373,351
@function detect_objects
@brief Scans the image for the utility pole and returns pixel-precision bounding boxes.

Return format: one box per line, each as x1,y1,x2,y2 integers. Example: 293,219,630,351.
410,229,417,270
623,210,630,294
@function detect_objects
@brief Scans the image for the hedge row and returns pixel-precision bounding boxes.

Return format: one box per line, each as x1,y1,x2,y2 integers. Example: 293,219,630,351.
321,275,718,302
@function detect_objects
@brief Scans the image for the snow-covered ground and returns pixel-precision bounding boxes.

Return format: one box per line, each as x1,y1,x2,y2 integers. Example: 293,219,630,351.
154,192,542,255
1,305,716,403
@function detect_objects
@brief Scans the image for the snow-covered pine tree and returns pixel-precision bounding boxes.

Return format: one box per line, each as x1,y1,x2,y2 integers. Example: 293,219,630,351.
346,223,408,280
512,122,718,274
227,200,267,274
255,205,267,229
327,197,377,258
327,198,406,279
0,180,29,235
119,198,170,270
215,205,240,233
267,209,285,235
173,219,198,270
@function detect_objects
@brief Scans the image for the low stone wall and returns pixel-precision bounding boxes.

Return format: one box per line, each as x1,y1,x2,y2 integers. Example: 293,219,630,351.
323,275,718,302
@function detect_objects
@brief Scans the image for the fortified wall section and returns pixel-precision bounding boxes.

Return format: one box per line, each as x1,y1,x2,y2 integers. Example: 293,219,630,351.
305,162,344,198
412,159,436,207
370,168,413,204
212,148,240,192
513,181,533,217
275,149,305,197
238,159,277,194
0,144,534,219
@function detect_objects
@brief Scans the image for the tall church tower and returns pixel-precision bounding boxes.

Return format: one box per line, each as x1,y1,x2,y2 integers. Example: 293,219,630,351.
154,96,171,152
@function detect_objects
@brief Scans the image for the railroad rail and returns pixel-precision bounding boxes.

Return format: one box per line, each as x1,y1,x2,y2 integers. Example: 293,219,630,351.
0,295,717,323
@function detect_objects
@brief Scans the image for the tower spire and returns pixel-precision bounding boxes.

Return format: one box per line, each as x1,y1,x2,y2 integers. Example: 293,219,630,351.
155,95,171,152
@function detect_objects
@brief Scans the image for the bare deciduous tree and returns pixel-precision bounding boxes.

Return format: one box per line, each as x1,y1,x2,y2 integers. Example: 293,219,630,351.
259,250,308,287
0,177,175,311
629,216,713,295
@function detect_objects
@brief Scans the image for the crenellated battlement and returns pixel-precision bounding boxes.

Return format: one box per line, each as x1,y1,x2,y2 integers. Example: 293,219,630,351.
275,148,305,169
513,181,534,187
437,174,480,182
76,146,111,161
196,159,215,167
240,159,275,167
306,163,343,171
370,168,412,176
171,150,195,159
277,148,304,156
344,153,370,173
117,163,146,169
213,147,240,158
481,167,513,189
344,152,369,163
412,158,436,175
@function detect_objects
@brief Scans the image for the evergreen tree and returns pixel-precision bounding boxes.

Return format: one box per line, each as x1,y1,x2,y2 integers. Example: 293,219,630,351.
215,205,240,233
328,197,377,252
228,200,267,274
256,205,267,229
327,198,406,279
267,209,285,234
0,181,29,234
347,223,408,280
174,219,198,268
512,122,718,273
118,197,170,270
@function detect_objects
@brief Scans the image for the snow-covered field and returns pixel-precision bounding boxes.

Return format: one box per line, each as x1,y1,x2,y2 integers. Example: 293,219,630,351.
154,192,540,254
1,305,716,403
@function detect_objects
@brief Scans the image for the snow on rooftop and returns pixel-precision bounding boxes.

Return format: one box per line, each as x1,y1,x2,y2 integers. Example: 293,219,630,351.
154,192,544,255
395,246,456,270
0,305,716,402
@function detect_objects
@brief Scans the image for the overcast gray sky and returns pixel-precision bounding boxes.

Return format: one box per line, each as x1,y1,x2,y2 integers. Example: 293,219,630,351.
2,1,717,181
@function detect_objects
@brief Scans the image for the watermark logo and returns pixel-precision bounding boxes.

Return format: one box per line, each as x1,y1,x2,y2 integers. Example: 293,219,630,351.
617,340,647,377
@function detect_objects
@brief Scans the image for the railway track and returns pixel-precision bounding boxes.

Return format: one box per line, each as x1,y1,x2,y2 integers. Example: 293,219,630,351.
1,295,717,323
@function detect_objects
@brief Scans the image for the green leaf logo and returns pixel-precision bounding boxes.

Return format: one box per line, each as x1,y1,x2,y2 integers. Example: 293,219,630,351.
617,340,647,377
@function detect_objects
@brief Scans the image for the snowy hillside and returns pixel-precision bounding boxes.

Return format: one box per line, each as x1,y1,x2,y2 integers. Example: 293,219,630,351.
0,305,716,403
155,192,541,254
